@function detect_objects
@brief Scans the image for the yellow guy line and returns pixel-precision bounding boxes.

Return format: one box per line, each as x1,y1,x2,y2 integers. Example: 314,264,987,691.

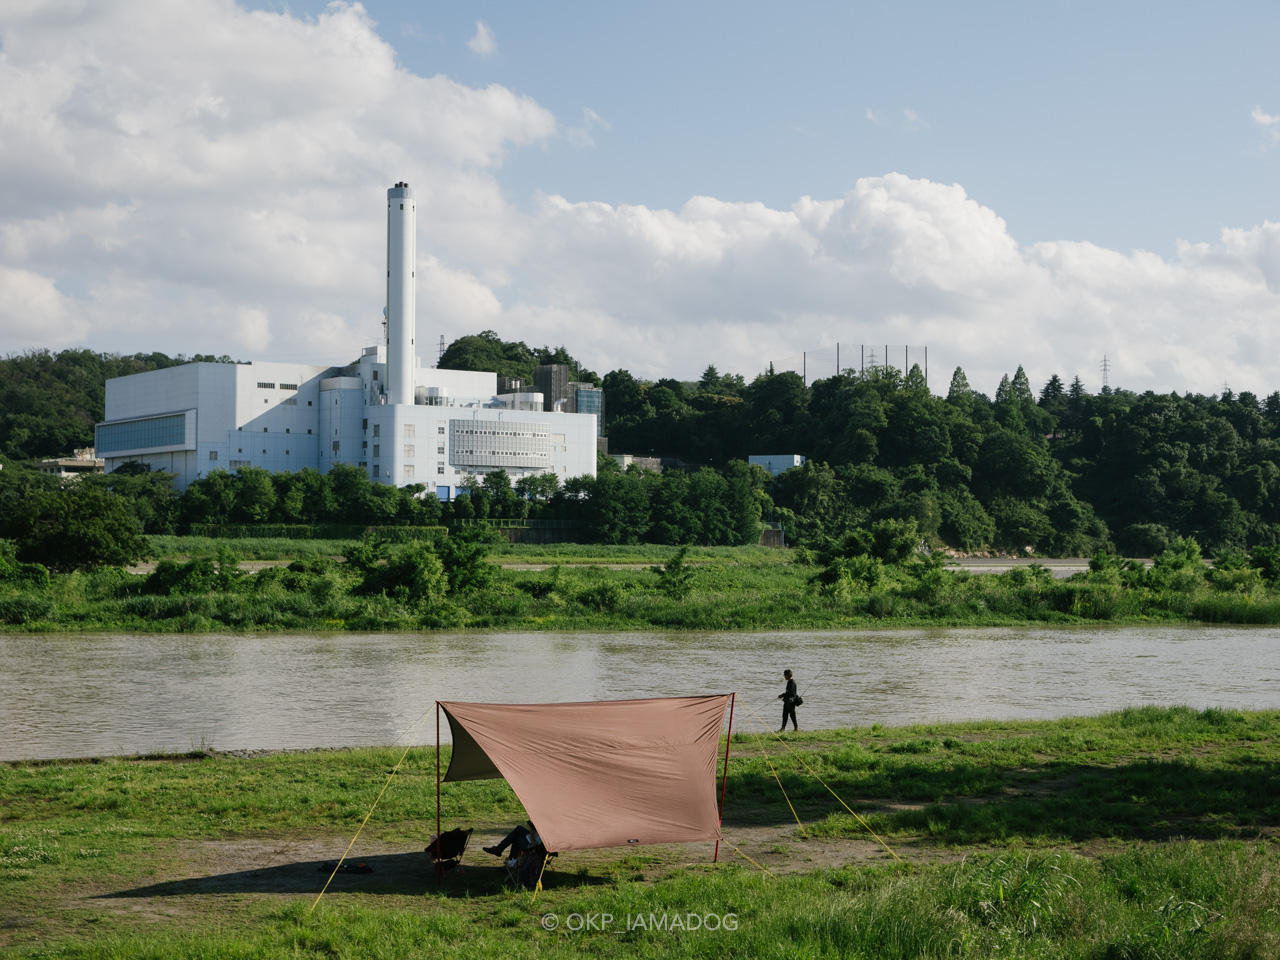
529,850,551,905
745,716,807,838
725,842,775,878
309,710,435,915
742,700,902,863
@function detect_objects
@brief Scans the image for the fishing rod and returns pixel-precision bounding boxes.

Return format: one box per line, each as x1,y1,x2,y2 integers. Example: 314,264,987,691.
751,646,842,718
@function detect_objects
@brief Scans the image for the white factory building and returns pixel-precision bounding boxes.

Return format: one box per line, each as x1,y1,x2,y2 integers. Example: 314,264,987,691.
95,183,598,496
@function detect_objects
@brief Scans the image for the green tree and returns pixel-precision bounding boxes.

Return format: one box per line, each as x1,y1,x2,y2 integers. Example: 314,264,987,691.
231,466,277,523
9,486,150,572
652,546,695,599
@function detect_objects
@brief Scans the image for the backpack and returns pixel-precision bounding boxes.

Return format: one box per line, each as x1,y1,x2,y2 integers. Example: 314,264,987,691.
794,695,803,707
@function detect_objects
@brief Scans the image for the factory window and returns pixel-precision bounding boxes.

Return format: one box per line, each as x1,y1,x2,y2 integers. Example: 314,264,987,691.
283,398,296,406
404,423,415,437
285,428,290,434
238,427,242,431
403,464,415,478
437,426,444,435
400,203,404,210
437,445,444,455
373,424,380,437
404,444,415,457
373,465,380,478
257,382,275,389
96,413,188,454
362,419,367,430
264,399,268,404
307,401,312,406
208,451,218,461
263,427,268,432
332,441,340,452
262,449,266,455
279,383,297,391
437,466,445,475
372,370,379,381
285,450,290,456
373,444,380,457
238,448,242,453
362,440,368,449
307,429,312,434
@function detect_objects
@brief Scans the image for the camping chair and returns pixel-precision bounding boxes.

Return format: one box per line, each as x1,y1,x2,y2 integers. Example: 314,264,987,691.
506,842,555,890
426,827,472,873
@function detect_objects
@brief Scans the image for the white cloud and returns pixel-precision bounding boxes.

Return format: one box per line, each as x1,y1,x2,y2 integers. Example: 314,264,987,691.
566,107,610,148
865,107,929,133
467,19,497,57
0,0,551,361
506,177,1280,395
1,1,1278,400
1252,105,1280,152
902,108,929,131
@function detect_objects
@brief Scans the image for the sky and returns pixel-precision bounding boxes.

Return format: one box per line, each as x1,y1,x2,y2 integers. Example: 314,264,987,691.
1,0,1278,397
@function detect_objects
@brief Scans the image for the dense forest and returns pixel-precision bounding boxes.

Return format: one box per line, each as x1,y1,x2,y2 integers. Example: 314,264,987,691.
4,342,1280,556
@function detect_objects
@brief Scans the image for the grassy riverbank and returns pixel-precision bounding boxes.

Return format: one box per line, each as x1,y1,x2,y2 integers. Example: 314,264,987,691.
6,536,1280,632
1,707,1278,957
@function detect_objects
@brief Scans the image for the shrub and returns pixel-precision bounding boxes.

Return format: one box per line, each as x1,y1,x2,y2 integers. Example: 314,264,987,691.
576,582,625,612
0,539,49,588
652,546,695,599
0,596,56,625
8,487,150,572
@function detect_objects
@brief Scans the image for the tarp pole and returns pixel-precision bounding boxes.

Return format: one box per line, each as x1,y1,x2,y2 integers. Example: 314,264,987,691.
435,701,442,883
713,692,736,862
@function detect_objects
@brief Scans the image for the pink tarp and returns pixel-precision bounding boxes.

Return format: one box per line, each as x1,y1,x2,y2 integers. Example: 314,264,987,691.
439,696,733,853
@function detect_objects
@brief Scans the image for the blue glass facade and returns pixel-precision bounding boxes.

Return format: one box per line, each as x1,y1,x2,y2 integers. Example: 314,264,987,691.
575,387,604,436
96,414,187,453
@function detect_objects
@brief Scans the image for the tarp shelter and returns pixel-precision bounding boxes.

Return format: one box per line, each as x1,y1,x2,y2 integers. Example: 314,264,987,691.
436,695,735,855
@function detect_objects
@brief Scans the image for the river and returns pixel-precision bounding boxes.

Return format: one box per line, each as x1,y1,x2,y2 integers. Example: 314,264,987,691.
2,625,1278,761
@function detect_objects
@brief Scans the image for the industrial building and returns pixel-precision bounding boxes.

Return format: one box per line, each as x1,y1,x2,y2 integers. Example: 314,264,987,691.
96,183,599,496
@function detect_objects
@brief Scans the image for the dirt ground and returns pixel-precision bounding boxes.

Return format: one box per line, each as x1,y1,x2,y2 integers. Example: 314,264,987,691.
55,818,948,933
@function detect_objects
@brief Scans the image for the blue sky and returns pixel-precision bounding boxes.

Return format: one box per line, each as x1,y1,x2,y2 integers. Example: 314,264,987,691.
1,1,1277,394
255,0,1278,255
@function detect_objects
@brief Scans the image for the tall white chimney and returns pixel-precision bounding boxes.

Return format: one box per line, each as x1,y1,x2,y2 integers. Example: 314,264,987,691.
386,182,416,405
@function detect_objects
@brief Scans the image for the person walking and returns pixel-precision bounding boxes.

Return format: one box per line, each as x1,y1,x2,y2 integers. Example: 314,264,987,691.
777,668,798,732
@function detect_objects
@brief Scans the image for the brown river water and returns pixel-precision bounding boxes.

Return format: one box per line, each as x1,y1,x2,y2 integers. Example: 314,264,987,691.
2,625,1278,761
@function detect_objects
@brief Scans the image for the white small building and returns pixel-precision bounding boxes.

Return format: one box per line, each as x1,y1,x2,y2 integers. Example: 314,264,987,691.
748,454,806,478
36,447,104,480
97,184,598,496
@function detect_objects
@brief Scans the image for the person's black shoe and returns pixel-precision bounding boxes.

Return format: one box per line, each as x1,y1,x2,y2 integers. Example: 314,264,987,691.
483,844,502,856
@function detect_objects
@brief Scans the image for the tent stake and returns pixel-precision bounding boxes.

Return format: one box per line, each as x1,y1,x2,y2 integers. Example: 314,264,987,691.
435,701,442,883
713,692,736,862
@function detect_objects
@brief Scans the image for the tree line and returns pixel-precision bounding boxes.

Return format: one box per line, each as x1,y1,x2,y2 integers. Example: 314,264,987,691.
6,342,1280,561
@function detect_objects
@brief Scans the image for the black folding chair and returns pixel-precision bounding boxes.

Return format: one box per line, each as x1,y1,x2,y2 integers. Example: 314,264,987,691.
426,827,473,873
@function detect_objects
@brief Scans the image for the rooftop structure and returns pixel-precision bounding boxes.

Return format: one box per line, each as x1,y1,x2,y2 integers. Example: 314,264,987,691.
36,447,104,480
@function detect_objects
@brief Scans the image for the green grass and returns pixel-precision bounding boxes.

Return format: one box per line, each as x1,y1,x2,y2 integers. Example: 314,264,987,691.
148,536,358,561
487,543,779,564
2,708,1279,957
8,540,1280,631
